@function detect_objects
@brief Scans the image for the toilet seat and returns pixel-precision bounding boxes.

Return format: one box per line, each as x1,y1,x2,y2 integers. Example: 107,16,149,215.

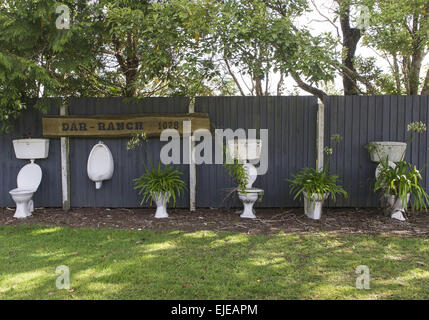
375,161,396,179
9,188,36,194
17,163,42,191
239,188,263,193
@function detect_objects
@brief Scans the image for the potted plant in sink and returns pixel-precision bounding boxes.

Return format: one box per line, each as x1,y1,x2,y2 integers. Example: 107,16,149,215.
133,161,187,218
287,135,347,220
374,159,429,221
127,132,186,218
372,121,429,221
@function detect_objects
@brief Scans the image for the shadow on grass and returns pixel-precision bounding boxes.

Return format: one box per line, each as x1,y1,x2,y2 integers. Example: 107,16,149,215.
0,225,429,299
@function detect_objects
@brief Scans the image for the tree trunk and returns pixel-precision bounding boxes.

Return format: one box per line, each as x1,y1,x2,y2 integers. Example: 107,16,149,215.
392,54,402,93
339,1,362,95
422,68,429,95
112,33,139,97
255,78,263,96
409,51,423,95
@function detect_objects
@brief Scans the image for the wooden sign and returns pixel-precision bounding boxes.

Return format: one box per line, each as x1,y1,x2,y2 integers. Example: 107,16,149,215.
42,113,211,138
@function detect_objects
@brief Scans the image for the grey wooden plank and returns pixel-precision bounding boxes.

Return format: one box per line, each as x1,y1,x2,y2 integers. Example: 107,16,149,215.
351,96,360,207
419,97,426,187
382,96,391,140
358,96,370,207
424,96,429,192
411,96,420,167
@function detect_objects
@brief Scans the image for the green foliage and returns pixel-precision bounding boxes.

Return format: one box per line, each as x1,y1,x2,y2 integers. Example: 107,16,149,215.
288,168,347,203
375,159,429,212
370,121,429,212
362,0,429,94
127,131,186,207
133,162,187,207
288,133,347,202
224,160,248,192
222,144,248,191
126,132,147,151
204,0,338,94
0,0,103,133
0,0,227,133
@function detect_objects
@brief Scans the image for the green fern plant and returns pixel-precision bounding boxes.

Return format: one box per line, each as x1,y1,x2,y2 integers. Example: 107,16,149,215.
287,134,347,203
133,162,187,207
128,132,186,207
371,121,429,212
375,159,429,212
224,159,248,191
288,168,347,202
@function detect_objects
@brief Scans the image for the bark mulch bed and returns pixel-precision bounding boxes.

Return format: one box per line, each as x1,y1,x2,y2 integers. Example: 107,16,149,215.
1,207,429,236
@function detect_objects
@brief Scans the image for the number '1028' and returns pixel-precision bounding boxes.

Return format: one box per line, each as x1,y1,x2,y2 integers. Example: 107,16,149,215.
158,121,179,130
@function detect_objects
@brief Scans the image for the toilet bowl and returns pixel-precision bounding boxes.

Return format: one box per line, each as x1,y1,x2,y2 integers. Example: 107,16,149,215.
87,141,114,189
9,163,42,219
227,139,264,219
238,188,263,219
375,160,396,179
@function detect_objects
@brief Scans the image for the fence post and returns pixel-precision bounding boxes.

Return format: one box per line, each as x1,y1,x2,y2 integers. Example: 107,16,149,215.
60,101,71,211
188,102,196,211
317,101,324,171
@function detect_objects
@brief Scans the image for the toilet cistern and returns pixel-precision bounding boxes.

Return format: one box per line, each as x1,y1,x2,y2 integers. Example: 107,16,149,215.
87,141,114,189
227,139,264,219
9,139,49,219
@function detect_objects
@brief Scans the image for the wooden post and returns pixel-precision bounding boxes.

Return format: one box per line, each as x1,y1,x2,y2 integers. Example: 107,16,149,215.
60,102,71,211
317,101,324,172
189,102,196,211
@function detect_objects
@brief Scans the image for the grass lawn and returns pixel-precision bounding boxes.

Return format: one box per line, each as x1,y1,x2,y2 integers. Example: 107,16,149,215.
1,225,429,299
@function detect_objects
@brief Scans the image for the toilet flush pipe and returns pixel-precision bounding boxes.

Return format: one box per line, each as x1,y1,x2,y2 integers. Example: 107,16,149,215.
95,181,102,189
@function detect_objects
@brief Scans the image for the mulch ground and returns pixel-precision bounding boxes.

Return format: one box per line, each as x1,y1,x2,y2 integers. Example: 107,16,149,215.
1,206,429,236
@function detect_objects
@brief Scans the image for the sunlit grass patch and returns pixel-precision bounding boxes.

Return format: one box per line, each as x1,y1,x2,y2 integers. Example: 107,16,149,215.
0,225,429,299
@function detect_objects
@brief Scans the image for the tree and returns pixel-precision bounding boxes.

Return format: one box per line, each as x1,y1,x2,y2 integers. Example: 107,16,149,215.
0,0,94,133
196,0,337,98
0,0,227,132
363,0,429,95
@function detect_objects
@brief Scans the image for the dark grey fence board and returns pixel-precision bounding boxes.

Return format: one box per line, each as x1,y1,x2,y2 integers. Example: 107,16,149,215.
195,96,318,208
0,99,62,208
325,95,429,207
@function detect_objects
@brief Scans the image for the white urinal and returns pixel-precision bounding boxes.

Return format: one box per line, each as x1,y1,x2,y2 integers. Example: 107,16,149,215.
87,141,114,189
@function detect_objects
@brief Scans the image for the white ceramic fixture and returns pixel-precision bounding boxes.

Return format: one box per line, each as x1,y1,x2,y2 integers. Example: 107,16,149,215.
375,161,396,179
87,141,114,189
227,139,262,162
152,192,170,219
9,139,49,219
387,193,409,221
13,139,49,159
303,192,329,220
238,189,263,219
369,141,407,162
368,142,407,222
227,139,264,219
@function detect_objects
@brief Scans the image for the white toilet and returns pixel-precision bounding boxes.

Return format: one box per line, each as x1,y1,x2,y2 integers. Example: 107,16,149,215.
87,141,114,189
228,139,264,219
9,139,49,219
